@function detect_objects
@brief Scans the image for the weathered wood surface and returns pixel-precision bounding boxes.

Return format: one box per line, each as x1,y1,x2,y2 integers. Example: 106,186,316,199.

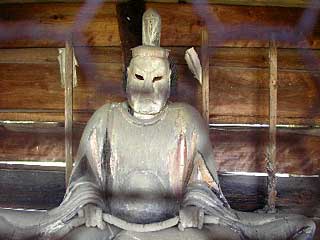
0,47,122,64
154,3,320,48
0,169,318,219
201,27,210,123
266,39,278,211
210,67,320,124
64,40,74,185
0,111,91,123
0,3,120,47
1,63,319,124
211,127,320,174
1,47,320,70
1,124,319,174
0,0,316,8
0,47,199,114
0,169,66,209
0,62,123,110
1,3,320,48
0,123,83,162
1,47,320,124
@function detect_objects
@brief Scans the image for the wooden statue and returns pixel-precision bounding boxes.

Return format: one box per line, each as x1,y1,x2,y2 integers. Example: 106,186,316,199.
0,9,316,240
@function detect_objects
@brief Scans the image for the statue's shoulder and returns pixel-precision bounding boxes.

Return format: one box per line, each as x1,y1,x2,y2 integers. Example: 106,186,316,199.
168,102,202,118
90,102,121,120
168,102,207,131
84,103,122,131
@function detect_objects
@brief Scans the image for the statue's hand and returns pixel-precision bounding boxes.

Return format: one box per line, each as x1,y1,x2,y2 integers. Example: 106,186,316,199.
77,204,106,230
178,206,204,231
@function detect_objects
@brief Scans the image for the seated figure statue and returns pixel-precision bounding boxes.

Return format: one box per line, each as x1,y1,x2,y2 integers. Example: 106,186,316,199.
0,9,316,240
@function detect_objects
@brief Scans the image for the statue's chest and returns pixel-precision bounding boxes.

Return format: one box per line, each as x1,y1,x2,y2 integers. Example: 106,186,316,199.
104,109,196,223
108,123,173,191
107,114,193,197
104,118,185,222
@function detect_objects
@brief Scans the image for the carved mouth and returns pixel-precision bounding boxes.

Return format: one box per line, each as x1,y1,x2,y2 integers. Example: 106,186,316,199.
140,98,157,104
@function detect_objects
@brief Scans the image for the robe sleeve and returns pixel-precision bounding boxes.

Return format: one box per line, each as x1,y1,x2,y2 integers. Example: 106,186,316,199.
4,105,114,239
39,105,113,238
182,105,231,212
63,104,113,210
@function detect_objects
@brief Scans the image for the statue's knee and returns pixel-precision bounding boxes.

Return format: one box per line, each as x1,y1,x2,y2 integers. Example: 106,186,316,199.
285,215,316,239
303,218,316,236
291,215,316,231
62,226,112,240
0,216,15,240
114,227,216,240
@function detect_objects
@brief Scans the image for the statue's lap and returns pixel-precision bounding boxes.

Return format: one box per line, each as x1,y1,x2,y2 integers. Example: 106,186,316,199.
63,225,241,240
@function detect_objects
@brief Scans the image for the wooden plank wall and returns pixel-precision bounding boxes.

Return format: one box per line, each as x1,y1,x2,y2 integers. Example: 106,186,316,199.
0,2,319,175
1,124,319,174
0,169,318,216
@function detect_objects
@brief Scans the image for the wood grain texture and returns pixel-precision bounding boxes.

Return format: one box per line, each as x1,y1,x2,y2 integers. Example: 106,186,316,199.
0,124,318,175
266,39,278,211
0,61,198,110
1,46,320,69
2,47,320,70
0,123,83,162
0,169,318,221
158,47,320,71
0,62,124,110
201,27,210,123
1,62,320,124
147,3,320,48
210,67,320,125
0,111,92,123
0,47,123,64
211,127,320,174
1,47,320,125
1,3,320,48
0,0,315,8
0,3,120,47
64,40,74,185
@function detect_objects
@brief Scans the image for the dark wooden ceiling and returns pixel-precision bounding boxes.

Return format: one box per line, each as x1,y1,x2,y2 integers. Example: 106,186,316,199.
0,0,316,8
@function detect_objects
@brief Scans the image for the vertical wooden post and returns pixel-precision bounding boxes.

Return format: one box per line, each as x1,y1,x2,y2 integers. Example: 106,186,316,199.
267,38,277,212
65,40,73,186
201,26,210,123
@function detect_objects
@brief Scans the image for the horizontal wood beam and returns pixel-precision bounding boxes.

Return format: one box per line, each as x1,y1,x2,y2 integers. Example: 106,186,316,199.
3,47,320,70
1,47,320,70
0,0,315,8
1,3,320,48
1,62,320,125
0,111,92,123
0,169,318,218
183,0,317,8
1,123,319,174
1,47,320,125
1,70,320,124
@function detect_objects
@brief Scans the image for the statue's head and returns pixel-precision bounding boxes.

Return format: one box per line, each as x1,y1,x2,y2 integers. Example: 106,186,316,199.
126,46,171,115
125,9,172,117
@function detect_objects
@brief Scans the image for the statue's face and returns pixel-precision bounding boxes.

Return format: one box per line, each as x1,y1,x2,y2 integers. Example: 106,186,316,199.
126,56,171,115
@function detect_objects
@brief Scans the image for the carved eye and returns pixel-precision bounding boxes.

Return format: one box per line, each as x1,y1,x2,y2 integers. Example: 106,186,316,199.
153,76,163,82
135,74,144,80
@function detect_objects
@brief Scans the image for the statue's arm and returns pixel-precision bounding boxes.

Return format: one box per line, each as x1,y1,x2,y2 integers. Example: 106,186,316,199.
191,109,219,185
60,105,112,229
186,105,229,206
179,106,234,230
69,104,111,186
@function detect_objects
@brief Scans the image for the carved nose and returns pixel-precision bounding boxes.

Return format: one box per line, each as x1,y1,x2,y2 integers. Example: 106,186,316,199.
141,77,154,93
